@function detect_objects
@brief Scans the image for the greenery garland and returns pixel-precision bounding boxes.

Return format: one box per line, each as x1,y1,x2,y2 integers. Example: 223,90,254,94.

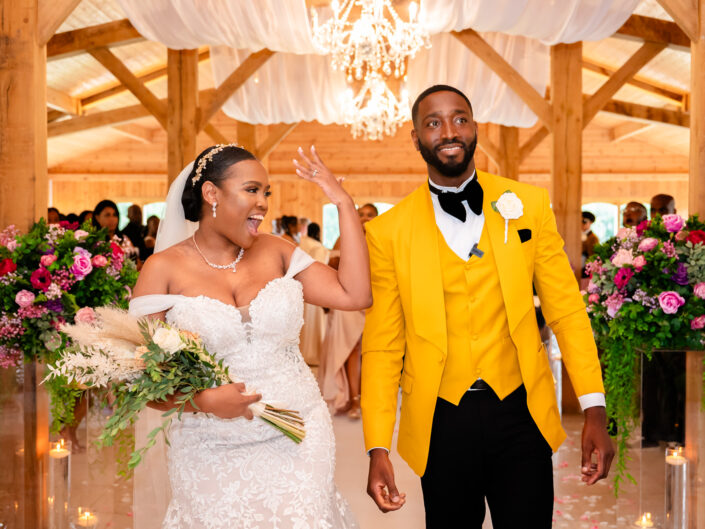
585,214,705,495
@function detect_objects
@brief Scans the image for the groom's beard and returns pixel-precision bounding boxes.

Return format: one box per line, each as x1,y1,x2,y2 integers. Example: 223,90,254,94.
418,135,477,178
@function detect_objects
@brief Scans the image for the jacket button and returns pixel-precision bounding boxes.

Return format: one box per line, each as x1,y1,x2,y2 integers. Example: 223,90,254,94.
472,334,479,341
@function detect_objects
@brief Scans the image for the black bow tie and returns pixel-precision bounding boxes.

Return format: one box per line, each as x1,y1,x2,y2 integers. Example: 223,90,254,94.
428,178,483,222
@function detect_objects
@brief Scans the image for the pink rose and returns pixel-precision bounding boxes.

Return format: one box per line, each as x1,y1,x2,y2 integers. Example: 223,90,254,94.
70,253,93,280
662,214,685,233
694,282,705,299
15,289,35,308
675,230,689,242
658,291,686,314
691,316,705,330
605,292,625,318
588,293,599,304
40,254,57,267
91,255,108,268
6,240,17,252
638,238,659,252
611,249,634,267
74,230,89,240
74,307,96,324
633,255,646,272
587,280,599,293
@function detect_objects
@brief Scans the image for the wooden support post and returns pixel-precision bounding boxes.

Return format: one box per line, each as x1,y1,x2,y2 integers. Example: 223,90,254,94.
685,350,705,529
689,3,705,216
0,4,49,528
498,125,519,180
167,49,198,185
550,42,583,271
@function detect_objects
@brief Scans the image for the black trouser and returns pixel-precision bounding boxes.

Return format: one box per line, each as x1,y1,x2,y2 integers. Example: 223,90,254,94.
420,384,554,529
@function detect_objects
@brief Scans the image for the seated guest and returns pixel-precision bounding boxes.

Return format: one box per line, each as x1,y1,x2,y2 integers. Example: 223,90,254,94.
92,200,139,262
280,215,299,245
142,215,160,260
47,207,60,224
650,194,676,218
122,204,147,260
622,201,647,227
581,211,599,280
78,210,93,226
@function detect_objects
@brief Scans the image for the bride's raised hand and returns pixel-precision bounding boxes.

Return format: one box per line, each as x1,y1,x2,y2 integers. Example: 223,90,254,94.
293,146,350,206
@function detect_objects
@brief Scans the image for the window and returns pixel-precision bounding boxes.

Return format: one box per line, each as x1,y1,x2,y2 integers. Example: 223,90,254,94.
322,202,394,249
582,202,618,243
116,202,166,231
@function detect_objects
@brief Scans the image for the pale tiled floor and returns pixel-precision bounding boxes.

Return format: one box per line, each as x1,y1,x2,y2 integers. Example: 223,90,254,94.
0,372,671,529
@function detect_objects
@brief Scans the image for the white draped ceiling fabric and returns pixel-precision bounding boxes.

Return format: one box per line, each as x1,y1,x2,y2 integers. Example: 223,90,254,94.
118,0,639,127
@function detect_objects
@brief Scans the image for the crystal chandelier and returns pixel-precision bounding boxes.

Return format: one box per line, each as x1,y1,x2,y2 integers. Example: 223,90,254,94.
311,0,429,82
341,73,410,141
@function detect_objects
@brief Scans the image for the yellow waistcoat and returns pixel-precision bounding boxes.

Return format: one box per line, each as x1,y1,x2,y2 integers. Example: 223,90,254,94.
436,227,523,404
361,171,605,476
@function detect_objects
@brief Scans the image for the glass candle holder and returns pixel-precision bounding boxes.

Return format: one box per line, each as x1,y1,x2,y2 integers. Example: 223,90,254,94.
664,445,687,529
634,512,654,527
48,439,71,529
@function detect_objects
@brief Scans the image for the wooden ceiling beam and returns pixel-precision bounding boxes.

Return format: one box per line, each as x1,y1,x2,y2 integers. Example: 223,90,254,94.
452,29,553,130
203,123,231,144
656,0,698,41
47,87,81,115
89,46,167,128
476,134,501,167
583,41,666,127
582,59,685,106
613,14,691,52
111,124,154,144
519,126,550,163
38,0,83,46
600,98,690,128
47,19,143,61
609,122,655,143
257,123,299,159
48,103,151,137
81,50,210,110
198,49,275,131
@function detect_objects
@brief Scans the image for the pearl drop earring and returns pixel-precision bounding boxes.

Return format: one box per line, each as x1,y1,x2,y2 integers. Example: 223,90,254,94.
212,202,217,218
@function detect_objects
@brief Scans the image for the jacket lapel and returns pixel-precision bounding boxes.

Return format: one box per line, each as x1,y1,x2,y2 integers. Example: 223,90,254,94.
478,171,534,335
410,185,448,354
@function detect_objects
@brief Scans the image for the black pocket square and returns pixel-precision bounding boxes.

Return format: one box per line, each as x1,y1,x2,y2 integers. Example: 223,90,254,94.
518,229,532,243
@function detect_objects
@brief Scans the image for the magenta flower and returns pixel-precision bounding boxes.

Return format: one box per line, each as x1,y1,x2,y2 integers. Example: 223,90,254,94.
694,282,705,299
691,316,705,330
662,241,677,258
70,252,93,280
30,267,51,291
662,214,685,233
638,238,659,252
658,291,686,314
588,293,599,304
15,290,35,308
635,220,650,237
614,268,634,289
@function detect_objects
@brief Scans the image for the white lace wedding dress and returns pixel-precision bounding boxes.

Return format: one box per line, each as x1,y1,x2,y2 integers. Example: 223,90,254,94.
129,249,358,529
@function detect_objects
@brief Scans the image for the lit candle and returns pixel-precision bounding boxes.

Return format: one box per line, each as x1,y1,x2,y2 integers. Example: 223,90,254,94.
665,445,687,466
634,512,654,527
48,439,70,459
76,507,97,528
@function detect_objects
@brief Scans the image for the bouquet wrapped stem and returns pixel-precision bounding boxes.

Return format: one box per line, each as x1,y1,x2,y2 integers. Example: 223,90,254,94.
44,307,306,470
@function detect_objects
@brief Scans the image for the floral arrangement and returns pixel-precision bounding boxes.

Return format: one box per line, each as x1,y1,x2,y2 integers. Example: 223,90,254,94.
0,220,138,431
45,307,305,470
584,213,705,494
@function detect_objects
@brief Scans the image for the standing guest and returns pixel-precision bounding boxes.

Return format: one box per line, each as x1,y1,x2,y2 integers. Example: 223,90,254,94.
582,211,599,260
299,222,330,366
622,201,647,227
47,207,61,224
123,204,148,260
92,200,139,262
142,215,160,260
650,194,676,218
362,85,612,527
299,217,311,240
280,215,299,245
319,204,379,418
78,210,93,226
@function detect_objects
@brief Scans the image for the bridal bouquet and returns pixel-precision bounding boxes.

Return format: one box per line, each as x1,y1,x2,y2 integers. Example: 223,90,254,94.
45,306,305,469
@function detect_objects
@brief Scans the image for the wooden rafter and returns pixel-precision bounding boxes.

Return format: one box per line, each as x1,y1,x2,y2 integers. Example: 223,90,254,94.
203,123,230,144
257,123,298,159
601,98,690,128
89,47,167,128
112,124,154,144
47,19,143,61
236,122,257,153
582,59,685,106
476,134,501,167
656,0,698,41
198,49,275,131
38,0,83,46
609,122,654,143
583,41,666,127
81,50,210,110
48,102,151,137
452,29,553,130
47,87,81,115
519,127,550,163
614,14,690,52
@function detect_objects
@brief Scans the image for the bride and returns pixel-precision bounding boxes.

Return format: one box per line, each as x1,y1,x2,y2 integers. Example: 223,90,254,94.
128,144,370,528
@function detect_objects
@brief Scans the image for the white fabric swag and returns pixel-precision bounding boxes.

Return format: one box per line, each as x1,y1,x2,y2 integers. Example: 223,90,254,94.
118,0,639,128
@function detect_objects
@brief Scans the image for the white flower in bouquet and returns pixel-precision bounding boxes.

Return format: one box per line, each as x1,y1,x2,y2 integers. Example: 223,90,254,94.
152,327,184,354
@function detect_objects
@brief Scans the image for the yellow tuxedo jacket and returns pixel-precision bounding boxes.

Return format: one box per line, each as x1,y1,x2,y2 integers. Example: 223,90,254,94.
361,171,604,476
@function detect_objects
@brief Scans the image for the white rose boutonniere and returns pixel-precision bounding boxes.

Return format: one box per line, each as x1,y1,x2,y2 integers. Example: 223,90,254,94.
492,190,524,244
152,327,184,355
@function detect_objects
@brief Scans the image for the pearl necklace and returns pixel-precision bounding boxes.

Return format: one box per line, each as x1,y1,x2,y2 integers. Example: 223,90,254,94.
192,233,244,273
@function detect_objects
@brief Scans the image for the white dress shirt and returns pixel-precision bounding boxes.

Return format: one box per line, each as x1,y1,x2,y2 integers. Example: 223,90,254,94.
428,173,605,410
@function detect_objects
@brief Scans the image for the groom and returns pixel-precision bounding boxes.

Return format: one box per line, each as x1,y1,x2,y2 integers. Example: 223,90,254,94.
361,85,614,527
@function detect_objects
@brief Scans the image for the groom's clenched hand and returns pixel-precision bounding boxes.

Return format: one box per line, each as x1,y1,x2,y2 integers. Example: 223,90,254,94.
367,449,406,512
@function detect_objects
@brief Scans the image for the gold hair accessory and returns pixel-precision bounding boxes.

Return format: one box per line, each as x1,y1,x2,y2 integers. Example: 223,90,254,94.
191,143,242,186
